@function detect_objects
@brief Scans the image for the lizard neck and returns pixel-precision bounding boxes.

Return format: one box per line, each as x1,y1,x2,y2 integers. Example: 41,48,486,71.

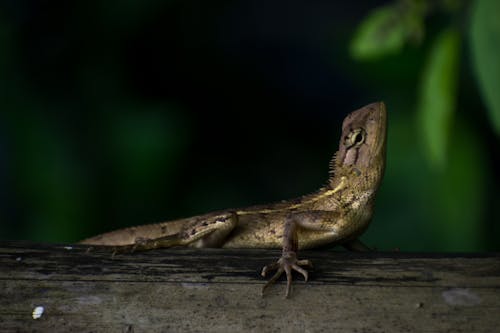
329,164,383,193
309,164,381,212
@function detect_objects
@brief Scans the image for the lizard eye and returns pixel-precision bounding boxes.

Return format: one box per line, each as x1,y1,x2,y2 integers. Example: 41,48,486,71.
348,129,365,146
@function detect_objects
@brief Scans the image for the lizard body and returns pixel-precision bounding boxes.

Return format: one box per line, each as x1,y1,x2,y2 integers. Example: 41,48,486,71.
81,102,387,296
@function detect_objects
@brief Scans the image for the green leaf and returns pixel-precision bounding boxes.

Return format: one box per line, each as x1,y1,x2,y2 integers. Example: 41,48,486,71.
350,3,426,60
350,6,407,60
417,28,461,169
469,0,500,135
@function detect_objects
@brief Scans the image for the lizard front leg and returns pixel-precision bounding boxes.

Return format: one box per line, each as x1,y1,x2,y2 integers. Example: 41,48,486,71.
261,211,340,298
111,212,238,253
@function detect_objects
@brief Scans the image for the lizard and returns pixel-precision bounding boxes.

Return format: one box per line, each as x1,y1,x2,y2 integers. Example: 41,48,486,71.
80,101,387,297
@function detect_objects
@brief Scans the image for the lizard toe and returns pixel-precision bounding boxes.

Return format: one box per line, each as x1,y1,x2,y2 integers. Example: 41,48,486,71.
261,251,312,298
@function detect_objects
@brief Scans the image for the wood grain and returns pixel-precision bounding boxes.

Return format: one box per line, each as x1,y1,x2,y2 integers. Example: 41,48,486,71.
1,241,499,332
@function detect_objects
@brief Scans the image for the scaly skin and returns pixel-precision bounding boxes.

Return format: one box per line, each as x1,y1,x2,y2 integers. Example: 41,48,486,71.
81,102,387,297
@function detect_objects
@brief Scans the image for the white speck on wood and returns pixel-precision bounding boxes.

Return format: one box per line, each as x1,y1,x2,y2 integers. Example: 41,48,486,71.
32,306,44,319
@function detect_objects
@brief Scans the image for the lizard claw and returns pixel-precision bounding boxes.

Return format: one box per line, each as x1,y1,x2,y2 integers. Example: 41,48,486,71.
110,241,143,258
111,245,131,258
110,237,155,257
261,251,312,298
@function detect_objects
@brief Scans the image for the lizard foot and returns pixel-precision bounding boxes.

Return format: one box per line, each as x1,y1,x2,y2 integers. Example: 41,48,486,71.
109,237,151,257
261,251,312,298
110,235,181,257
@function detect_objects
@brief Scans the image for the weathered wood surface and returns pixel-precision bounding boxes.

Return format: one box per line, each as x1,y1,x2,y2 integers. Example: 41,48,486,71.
0,241,499,332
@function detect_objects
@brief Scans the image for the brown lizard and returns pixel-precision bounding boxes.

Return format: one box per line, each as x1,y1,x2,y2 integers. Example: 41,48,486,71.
80,101,387,297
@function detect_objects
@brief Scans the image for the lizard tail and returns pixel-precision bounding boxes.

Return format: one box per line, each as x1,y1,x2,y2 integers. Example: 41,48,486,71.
79,219,189,246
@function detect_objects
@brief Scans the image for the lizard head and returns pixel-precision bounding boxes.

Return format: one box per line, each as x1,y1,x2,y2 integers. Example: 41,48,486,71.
332,101,387,182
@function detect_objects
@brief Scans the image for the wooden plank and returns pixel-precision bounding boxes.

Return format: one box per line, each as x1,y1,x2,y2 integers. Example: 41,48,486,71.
0,241,499,332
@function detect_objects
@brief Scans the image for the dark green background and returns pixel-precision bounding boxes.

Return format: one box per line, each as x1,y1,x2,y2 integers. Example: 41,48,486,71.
1,1,499,251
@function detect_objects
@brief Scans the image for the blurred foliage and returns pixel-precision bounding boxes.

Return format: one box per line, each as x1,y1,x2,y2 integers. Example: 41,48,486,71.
350,0,426,60
417,28,460,169
0,0,498,251
469,0,500,135
350,0,497,251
